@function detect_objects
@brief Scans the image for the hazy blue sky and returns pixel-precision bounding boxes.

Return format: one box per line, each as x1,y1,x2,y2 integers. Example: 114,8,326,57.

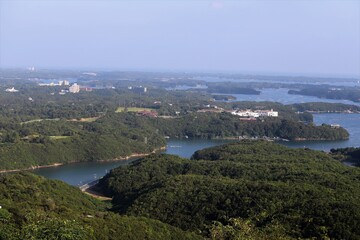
1,0,359,77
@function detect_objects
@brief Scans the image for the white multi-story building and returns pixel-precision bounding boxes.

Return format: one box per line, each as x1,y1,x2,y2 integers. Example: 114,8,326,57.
231,109,278,118
69,83,80,93
231,110,260,118
256,109,278,117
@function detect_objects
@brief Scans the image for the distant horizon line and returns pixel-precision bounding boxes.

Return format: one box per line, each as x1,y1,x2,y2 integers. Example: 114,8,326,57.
0,66,359,79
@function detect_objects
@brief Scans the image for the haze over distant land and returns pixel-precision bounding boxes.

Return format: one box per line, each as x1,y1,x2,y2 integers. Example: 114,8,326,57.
0,0,359,78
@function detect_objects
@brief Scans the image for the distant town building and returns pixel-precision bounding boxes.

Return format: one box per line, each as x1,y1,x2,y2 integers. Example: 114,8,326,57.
69,83,80,93
5,87,19,93
63,80,70,86
232,110,260,118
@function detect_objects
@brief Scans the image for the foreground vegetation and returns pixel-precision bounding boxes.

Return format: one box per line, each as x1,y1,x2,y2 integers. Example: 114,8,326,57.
330,147,360,167
0,172,201,239
2,141,359,239
97,141,360,239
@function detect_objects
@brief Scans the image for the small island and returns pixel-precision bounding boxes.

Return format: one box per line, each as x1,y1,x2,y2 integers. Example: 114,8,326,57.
211,94,236,101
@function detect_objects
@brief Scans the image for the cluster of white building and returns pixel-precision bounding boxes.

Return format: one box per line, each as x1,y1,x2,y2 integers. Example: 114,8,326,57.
39,80,70,87
50,83,81,95
231,109,278,118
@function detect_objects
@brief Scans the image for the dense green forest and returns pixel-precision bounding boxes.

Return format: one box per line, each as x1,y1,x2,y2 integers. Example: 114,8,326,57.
330,147,360,167
147,112,348,140
97,141,360,239
289,102,360,113
1,70,359,239
0,172,201,240
0,110,349,170
1,141,359,239
0,113,165,170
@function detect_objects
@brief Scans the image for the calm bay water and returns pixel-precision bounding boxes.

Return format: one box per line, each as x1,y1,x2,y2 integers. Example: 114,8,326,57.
195,76,360,87
223,88,360,106
32,140,233,186
32,160,133,187
165,139,233,158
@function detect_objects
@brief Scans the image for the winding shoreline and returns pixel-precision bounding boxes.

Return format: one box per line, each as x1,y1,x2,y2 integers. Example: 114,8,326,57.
0,146,166,174
0,163,65,174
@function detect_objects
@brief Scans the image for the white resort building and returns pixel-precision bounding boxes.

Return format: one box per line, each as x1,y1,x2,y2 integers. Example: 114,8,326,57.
231,109,278,118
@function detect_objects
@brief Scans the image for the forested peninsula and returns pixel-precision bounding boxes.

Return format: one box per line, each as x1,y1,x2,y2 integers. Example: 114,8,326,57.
288,87,360,103
96,140,360,239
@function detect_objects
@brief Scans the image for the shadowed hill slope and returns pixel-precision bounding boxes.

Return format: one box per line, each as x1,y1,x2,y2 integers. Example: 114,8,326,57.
0,172,202,240
97,140,360,239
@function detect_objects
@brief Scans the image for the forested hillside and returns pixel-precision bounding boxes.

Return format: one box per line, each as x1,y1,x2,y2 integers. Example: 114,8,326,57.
97,141,360,239
0,113,165,170
330,147,360,167
147,112,348,140
0,109,348,170
0,172,201,240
